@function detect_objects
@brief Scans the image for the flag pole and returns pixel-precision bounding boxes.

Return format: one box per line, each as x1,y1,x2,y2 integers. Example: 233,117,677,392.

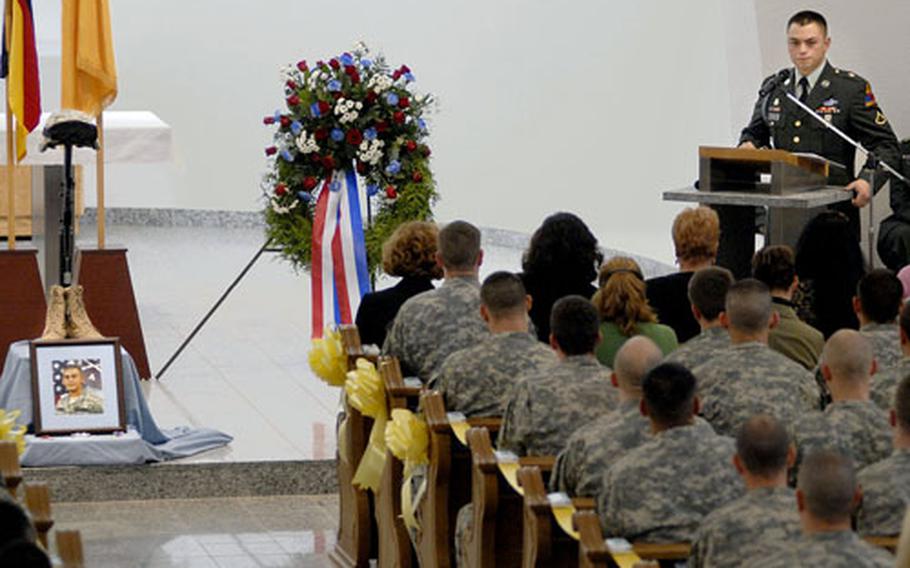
96,112,105,248
3,0,14,251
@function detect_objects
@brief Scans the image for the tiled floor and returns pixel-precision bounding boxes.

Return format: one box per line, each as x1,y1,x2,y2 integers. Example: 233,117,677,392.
52,495,339,567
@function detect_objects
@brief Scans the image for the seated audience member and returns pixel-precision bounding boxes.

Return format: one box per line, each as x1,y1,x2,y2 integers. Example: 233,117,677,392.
355,221,441,347
498,296,617,456
689,414,800,568
871,301,910,410
0,499,36,548
550,336,663,498
697,279,819,437
793,210,864,338
429,271,556,417
383,220,489,381
664,266,733,369
899,264,910,301
746,450,893,568
592,256,678,368
752,245,824,370
855,268,904,370
520,212,602,343
857,374,910,536
597,362,743,542
791,330,891,490
0,541,51,568
646,206,719,344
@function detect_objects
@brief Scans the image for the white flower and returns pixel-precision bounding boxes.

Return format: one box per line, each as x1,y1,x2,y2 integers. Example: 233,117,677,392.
295,132,320,154
270,198,299,215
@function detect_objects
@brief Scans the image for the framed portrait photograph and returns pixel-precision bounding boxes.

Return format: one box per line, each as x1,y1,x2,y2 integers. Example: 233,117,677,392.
29,338,126,435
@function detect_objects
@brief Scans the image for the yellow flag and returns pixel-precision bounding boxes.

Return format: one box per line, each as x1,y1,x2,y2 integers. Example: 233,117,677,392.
61,0,117,116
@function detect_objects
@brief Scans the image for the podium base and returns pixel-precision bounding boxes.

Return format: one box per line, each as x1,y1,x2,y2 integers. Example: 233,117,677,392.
0,249,45,363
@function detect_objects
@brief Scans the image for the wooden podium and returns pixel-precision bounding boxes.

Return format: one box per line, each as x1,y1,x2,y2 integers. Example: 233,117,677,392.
665,146,851,277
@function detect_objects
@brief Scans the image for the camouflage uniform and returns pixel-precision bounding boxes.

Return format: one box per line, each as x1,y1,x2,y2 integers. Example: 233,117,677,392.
550,399,650,498
498,354,617,456
663,326,730,371
792,401,892,473
697,342,820,437
382,276,489,382
55,389,104,414
597,420,744,542
861,322,902,370
689,486,801,568
428,331,557,418
870,356,910,411
743,531,895,568
857,449,910,536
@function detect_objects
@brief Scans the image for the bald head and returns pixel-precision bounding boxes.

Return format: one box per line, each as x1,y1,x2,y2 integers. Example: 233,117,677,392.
725,279,773,334
613,336,663,391
797,450,858,523
736,414,790,479
822,329,874,384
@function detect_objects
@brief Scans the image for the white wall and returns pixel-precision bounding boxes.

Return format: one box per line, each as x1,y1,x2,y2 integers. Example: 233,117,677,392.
32,0,764,264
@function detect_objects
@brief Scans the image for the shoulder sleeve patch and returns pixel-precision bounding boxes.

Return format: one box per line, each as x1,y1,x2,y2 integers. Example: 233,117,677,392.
865,83,877,108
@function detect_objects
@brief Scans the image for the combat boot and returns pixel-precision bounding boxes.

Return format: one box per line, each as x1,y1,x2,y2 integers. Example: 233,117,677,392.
40,285,66,340
64,285,103,339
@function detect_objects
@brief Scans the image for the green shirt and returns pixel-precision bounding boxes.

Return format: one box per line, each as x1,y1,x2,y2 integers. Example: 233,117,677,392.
595,321,678,368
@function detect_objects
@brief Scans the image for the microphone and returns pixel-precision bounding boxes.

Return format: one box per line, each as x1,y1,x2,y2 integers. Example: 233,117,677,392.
758,68,792,97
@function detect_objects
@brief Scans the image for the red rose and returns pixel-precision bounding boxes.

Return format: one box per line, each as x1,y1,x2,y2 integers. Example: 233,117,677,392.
421,145,431,157
322,156,336,171
265,146,278,156
392,70,402,80
287,94,301,106
296,60,308,72
318,100,331,114
316,60,325,67
365,91,378,104
314,128,328,141
275,183,288,197
393,111,406,125
344,65,356,76
302,177,318,191
263,116,275,125
404,140,417,152
356,161,367,174
310,153,322,164
412,171,423,183
286,79,297,90
398,97,410,109
279,115,291,127
331,91,343,100
329,59,341,70
385,185,397,199
400,65,411,74
376,121,388,133
350,72,361,85
346,128,363,146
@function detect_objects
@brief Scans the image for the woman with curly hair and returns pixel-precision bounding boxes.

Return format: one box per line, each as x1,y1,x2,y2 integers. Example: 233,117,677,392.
521,212,603,342
355,221,443,346
592,256,678,367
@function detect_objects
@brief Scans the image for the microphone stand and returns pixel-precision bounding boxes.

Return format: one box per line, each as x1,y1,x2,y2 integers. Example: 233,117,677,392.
783,91,909,267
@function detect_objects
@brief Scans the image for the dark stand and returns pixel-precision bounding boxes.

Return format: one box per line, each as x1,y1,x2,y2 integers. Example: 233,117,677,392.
59,144,76,286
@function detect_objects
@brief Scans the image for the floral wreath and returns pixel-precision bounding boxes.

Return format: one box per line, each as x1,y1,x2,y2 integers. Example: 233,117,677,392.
261,43,437,274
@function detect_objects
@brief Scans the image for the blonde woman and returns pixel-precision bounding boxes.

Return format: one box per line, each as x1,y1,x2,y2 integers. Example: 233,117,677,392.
592,257,678,367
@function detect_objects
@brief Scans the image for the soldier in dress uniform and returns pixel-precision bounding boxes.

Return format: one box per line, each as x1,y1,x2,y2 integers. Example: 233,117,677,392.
382,220,490,382
857,374,910,537
689,414,801,568
739,10,901,236
55,364,104,415
663,267,733,371
428,271,556,418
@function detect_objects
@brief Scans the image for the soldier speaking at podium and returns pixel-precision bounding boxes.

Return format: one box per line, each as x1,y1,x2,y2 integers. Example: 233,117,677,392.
738,10,901,238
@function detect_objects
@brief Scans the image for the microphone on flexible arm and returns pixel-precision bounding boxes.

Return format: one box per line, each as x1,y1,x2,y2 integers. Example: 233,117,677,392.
759,68,793,97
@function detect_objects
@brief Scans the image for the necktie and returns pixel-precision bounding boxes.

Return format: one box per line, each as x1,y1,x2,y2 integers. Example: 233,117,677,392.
798,77,809,103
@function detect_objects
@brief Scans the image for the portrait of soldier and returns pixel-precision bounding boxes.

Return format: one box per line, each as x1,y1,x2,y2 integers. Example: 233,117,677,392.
55,362,104,415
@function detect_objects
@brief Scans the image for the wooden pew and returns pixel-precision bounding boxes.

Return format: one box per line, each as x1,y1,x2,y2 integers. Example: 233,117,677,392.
0,439,22,499
374,356,421,568
23,482,54,550
864,535,898,553
56,529,85,568
416,391,501,568
331,324,376,567
465,426,555,568
575,508,693,567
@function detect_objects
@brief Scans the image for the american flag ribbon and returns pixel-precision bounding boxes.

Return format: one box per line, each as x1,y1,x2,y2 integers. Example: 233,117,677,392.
311,169,371,338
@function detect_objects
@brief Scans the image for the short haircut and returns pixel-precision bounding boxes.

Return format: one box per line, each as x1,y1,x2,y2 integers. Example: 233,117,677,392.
725,279,772,334
0,500,35,548
688,267,734,321
797,450,857,523
381,221,443,279
822,329,873,382
613,336,663,390
672,207,720,264
61,364,83,375
480,272,527,318
736,414,790,478
550,296,600,356
787,10,828,35
751,245,796,292
857,269,903,324
896,374,910,431
641,362,697,426
438,221,481,271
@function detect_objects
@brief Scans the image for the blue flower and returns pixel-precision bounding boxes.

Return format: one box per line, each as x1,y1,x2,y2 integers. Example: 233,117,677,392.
340,53,354,66
385,92,399,106
330,180,342,193
364,128,377,141
417,118,427,132
327,79,342,92
331,128,344,142
290,121,303,135
361,58,372,69
404,72,415,82
310,102,321,118
280,149,294,162
366,184,379,197
386,160,401,175
273,110,282,122
297,191,312,203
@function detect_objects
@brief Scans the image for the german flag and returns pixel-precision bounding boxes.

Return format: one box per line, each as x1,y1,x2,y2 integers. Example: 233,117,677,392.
1,0,41,161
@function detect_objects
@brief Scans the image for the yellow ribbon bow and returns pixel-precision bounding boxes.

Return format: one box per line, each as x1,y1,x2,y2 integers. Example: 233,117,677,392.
345,358,387,491
308,327,347,387
0,409,25,455
385,408,429,533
